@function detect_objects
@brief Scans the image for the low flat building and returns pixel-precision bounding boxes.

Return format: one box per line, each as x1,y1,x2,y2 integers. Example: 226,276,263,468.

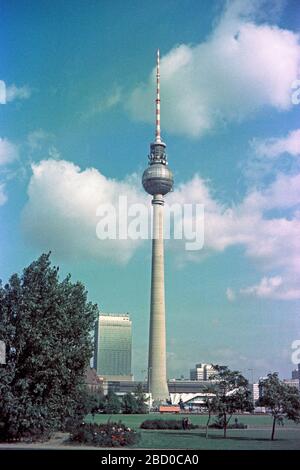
102,379,213,396
283,378,300,390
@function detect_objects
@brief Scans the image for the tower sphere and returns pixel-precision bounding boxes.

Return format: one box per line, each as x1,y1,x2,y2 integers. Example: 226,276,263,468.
142,162,173,196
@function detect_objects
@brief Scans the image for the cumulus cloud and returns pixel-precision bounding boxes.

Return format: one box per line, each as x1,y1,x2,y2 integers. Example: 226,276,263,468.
242,172,300,211
240,276,300,300
127,0,300,137
0,138,18,166
0,81,31,104
169,172,300,272
252,129,300,158
166,169,300,299
6,84,31,102
245,129,300,183
22,153,300,299
22,159,145,264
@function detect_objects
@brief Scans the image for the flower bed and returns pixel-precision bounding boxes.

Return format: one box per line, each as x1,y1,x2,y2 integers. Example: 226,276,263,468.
69,421,140,447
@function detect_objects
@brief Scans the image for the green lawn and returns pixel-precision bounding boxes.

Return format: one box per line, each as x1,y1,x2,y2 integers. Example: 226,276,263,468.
85,413,300,450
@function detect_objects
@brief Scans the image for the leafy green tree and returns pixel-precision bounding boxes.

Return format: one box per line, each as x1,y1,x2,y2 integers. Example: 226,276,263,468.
121,393,138,414
120,384,148,414
0,253,98,440
104,391,121,414
79,390,105,420
257,373,300,440
134,383,148,414
210,366,253,438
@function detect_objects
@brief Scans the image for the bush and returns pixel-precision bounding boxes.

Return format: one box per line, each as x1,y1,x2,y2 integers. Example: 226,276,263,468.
0,421,52,443
140,419,199,430
103,391,121,414
209,422,247,429
69,421,140,447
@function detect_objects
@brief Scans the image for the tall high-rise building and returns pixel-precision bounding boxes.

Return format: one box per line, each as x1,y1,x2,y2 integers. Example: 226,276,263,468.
252,383,260,406
190,363,216,381
142,50,174,401
94,313,132,381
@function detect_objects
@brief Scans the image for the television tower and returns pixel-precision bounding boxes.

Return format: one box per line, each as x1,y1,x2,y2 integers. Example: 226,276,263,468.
142,50,174,401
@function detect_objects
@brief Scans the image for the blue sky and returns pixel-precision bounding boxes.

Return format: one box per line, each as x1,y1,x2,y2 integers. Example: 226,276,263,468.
1,0,300,381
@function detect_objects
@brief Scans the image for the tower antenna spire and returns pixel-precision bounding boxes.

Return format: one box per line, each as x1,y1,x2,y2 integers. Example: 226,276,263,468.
155,49,161,143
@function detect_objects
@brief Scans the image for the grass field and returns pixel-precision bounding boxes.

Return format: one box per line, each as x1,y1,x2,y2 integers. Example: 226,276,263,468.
85,413,300,450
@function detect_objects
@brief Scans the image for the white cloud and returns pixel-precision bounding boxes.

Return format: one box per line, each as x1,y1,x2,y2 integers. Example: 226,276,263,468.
22,154,300,299
241,275,283,297
0,81,31,104
0,183,7,206
172,171,300,274
242,172,300,211
167,171,300,299
27,130,52,150
22,159,145,264
0,138,18,166
226,288,236,302
127,1,300,137
26,130,61,163
5,84,31,103
252,129,300,158
82,87,122,120
240,276,300,300
0,81,5,104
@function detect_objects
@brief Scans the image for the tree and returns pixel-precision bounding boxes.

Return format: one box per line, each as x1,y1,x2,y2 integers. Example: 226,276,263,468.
203,387,218,439
120,384,148,414
91,390,106,416
104,391,121,414
79,389,105,421
257,373,300,440
121,393,138,414
209,366,253,438
0,253,98,440
134,383,148,414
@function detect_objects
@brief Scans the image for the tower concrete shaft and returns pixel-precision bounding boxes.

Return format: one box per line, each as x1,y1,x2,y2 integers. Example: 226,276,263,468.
148,194,169,401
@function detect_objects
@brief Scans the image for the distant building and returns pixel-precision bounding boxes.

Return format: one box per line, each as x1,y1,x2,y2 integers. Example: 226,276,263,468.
291,369,299,380
252,383,260,405
102,379,211,396
252,380,267,413
283,378,300,391
190,363,216,381
256,377,269,400
94,313,133,381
